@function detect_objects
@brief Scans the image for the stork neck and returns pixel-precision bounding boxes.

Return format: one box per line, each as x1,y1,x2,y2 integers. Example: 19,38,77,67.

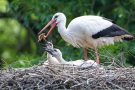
47,53,53,64
47,53,52,59
57,22,67,33
57,22,73,44
56,55,67,64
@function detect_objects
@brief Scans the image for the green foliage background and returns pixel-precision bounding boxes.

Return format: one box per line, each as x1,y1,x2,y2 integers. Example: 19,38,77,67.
0,0,135,68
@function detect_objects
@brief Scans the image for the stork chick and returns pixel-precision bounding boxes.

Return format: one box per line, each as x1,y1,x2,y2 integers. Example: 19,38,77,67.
45,43,99,68
43,41,60,65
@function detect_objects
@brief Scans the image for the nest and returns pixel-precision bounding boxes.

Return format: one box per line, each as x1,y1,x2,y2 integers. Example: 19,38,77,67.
0,64,135,90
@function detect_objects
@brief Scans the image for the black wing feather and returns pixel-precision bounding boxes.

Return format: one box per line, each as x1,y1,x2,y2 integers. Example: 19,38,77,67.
92,24,131,39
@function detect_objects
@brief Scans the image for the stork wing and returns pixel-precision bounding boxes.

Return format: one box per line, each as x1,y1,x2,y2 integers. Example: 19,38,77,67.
92,24,133,40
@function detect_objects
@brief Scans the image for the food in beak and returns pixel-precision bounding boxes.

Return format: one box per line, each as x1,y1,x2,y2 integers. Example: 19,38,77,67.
38,33,47,42
38,19,57,39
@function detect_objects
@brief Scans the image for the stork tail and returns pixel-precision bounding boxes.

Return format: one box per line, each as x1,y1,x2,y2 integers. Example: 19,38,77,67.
114,34,134,42
121,35,134,41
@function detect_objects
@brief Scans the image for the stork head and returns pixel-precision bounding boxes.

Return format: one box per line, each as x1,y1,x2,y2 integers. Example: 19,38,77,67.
52,12,66,24
51,49,62,58
44,41,54,49
45,48,62,59
38,12,66,36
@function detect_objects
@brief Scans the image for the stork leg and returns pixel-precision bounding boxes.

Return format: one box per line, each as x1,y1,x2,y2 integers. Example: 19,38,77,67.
94,47,99,64
84,48,88,61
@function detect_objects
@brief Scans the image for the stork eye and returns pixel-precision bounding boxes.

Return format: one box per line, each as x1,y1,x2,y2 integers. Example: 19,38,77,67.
48,43,52,46
54,15,58,19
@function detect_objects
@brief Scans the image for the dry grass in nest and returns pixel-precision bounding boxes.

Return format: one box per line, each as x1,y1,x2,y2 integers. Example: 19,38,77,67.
0,64,135,90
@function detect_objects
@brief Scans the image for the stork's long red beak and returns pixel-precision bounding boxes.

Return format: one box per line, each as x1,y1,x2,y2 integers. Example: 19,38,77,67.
38,19,57,38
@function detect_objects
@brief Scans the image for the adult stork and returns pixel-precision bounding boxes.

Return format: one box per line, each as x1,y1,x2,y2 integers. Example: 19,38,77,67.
39,12,134,64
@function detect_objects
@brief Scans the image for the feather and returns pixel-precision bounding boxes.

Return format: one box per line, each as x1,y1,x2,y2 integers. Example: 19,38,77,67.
92,24,132,39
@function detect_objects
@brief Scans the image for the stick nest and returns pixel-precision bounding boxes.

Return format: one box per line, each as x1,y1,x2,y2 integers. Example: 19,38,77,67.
0,65,135,90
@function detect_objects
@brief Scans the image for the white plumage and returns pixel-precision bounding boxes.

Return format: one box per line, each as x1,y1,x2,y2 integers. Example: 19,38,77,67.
43,42,60,65
39,12,133,64
45,52,60,65
45,47,99,68
67,16,112,37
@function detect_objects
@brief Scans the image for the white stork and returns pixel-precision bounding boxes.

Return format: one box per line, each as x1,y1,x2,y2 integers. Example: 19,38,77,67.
45,47,99,68
39,12,134,64
43,41,60,65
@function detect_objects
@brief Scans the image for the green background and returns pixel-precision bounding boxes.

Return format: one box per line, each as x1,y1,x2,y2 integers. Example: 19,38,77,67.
0,0,135,68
